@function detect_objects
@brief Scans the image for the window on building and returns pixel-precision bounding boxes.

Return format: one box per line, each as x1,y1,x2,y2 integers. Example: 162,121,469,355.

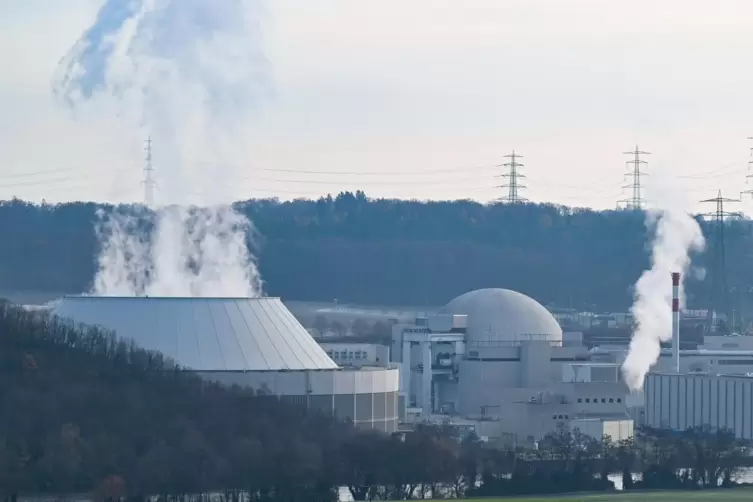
601,398,606,403
609,398,614,403
585,398,590,403
564,415,569,419
577,398,583,403
616,398,622,403
718,359,753,365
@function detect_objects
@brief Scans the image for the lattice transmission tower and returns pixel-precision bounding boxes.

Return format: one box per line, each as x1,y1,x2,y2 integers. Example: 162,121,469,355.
496,151,528,203
618,146,650,210
700,190,742,331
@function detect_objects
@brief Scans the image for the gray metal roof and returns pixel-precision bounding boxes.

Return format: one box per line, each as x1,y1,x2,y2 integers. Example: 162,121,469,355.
51,296,338,371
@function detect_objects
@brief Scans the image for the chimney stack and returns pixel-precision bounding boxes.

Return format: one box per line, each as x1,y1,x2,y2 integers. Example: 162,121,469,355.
672,272,681,373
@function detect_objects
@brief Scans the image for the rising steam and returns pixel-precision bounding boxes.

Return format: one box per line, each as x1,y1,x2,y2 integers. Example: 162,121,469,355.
52,0,269,297
93,205,262,297
621,177,705,391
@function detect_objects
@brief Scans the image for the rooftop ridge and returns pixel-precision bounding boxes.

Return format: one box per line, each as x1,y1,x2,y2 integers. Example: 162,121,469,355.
62,295,281,301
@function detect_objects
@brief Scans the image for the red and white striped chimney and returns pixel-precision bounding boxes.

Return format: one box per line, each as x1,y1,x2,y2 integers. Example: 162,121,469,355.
672,272,681,373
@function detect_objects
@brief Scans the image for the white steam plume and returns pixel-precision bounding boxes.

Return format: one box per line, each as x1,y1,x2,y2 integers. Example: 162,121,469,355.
621,174,705,391
93,205,262,297
53,0,269,297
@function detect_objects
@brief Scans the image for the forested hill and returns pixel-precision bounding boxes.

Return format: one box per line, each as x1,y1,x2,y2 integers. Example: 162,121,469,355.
0,192,749,311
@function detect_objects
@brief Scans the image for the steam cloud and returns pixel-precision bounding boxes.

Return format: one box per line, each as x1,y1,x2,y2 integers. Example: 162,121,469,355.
93,206,262,297
621,178,705,391
52,0,269,297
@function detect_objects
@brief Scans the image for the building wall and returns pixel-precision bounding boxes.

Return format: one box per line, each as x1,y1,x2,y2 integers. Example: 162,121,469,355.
320,342,390,367
570,419,633,442
457,360,521,414
455,343,595,416
521,341,552,388
554,381,629,413
197,367,399,432
603,419,634,441
700,335,753,351
645,373,753,440
608,351,753,376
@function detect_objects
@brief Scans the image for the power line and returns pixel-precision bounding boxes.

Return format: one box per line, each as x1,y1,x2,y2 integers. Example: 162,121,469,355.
495,151,527,203
700,190,742,331
742,137,753,199
0,160,138,181
618,146,650,210
191,161,497,176
0,166,136,190
0,167,79,180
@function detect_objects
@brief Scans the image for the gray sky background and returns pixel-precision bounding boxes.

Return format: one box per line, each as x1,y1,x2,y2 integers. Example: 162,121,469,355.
2,0,753,212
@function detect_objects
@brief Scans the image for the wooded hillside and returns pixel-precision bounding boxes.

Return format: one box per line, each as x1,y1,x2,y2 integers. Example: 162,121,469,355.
0,193,748,311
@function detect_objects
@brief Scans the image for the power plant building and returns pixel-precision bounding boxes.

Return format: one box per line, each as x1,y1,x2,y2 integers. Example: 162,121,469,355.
51,296,400,432
45,281,753,443
391,288,635,445
390,286,753,444
645,372,753,440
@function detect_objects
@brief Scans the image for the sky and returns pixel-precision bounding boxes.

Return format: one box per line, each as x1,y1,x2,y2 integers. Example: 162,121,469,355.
2,0,753,212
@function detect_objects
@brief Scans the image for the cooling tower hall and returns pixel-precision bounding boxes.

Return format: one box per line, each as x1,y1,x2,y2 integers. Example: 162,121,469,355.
51,296,400,432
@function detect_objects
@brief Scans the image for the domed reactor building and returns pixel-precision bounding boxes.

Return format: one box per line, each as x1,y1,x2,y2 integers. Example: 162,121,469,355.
51,296,399,432
391,288,634,445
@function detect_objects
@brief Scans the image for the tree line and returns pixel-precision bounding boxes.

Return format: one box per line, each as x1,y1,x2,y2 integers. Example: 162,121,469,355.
1,303,752,502
2,194,751,312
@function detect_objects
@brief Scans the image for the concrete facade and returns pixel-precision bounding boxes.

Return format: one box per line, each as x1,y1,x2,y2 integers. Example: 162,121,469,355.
50,296,400,433
391,288,635,443
199,366,400,432
645,372,753,440
320,342,390,367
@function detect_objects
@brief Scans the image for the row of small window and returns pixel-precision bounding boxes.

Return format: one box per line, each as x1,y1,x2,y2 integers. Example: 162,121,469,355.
553,414,570,420
326,350,368,360
577,397,622,404
717,359,753,365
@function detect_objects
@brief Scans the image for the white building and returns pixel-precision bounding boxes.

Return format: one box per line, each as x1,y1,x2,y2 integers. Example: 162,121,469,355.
645,372,753,440
389,288,753,445
391,288,634,445
319,342,390,367
51,296,400,432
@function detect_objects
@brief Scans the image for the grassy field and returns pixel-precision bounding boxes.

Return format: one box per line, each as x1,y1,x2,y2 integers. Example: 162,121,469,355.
457,488,753,501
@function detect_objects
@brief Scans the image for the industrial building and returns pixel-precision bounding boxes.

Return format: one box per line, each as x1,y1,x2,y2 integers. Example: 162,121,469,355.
51,296,400,432
46,279,753,443
389,286,753,445
319,342,390,368
645,372,753,440
390,288,635,445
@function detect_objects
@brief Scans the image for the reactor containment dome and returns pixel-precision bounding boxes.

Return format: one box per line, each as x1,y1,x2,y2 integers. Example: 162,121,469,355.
51,296,338,371
443,288,562,344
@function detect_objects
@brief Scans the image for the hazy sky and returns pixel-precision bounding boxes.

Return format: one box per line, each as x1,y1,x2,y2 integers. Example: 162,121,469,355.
2,0,753,212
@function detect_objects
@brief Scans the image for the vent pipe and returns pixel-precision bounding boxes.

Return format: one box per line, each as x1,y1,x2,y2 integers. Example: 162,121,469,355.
672,272,681,373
